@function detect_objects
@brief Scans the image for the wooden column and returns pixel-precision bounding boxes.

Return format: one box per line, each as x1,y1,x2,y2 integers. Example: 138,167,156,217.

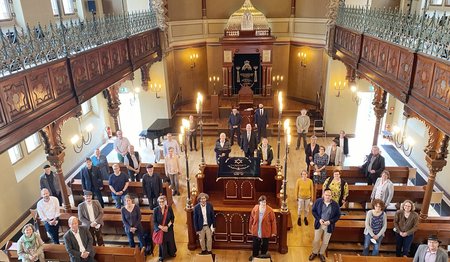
106,83,121,132
372,86,387,146
201,0,206,18
186,207,197,250
140,63,150,92
278,211,289,254
290,0,296,17
211,94,219,120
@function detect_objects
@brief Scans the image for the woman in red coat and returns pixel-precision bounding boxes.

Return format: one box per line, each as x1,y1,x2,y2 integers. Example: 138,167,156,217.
248,195,277,261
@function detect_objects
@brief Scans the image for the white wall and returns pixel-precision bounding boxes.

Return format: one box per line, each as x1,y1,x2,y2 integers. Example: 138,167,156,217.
126,0,149,12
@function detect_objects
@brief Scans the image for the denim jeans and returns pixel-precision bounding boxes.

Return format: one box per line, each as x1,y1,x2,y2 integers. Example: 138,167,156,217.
395,232,414,257
44,221,60,244
112,194,127,209
362,233,383,256
125,228,145,248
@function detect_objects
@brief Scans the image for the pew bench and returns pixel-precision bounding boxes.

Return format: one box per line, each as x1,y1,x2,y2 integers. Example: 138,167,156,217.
4,242,145,262
339,214,450,224
333,253,413,261
322,166,412,185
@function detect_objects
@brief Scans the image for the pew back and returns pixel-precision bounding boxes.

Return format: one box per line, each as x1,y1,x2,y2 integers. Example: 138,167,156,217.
324,166,411,185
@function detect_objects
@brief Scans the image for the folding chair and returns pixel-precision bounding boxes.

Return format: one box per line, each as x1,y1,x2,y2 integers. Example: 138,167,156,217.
313,119,327,138
430,191,444,215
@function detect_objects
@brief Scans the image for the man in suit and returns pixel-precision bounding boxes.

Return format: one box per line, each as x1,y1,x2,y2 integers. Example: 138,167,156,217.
77,191,104,246
214,133,231,164
124,145,141,181
335,130,349,156
81,158,104,208
361,145,385,185
142,164,163,209
64,216,95,262
193,193,215,255
257,138,274,165
254,104,269,143
228,108,242,146
188,115,198,151
413,235,448,262
39,164,62,205
241,124,257,158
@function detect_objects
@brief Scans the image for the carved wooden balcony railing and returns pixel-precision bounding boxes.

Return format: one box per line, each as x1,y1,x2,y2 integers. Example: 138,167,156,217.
332,6,450,136
0,11,162,153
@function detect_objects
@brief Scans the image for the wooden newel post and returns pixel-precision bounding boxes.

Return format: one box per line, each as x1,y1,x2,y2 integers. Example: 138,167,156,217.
47,153,71,211
186,207,197,250
372,87,387,146
278,211,289,254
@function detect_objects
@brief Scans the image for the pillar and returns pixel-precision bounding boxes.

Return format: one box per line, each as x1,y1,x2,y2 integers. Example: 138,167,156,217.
140,63,150,92
186,207,197,250
372,86,387,146
106,83,121,132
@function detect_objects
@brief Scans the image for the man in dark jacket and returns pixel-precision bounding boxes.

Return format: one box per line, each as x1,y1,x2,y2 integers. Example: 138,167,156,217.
40,164,62,205
142,164,163,209
193,193,215,255
257,138,274,165
254,104,269,143
241,124,257,158
334,130,349,156
63,216,95,262
124,145,141,181
214,133,231,164
309,188,341,262
361,145,385,185
228,108,242,146
81,158,104,208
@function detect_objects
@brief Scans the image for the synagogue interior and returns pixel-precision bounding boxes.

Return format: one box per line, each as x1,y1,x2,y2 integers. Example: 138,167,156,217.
1,0,450,261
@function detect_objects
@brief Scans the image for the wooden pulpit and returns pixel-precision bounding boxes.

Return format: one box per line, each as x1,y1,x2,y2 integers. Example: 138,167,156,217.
238,84,255,128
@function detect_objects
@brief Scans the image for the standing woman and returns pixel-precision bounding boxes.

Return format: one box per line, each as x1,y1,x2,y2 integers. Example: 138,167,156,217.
121,195,145,249
325,139,344,166
363,199,387,256
394,200,419,257
295,170,313,226
323,169,349,207
17,224,45,262
153,195,176,262
370,170,395,208
313,146,329,184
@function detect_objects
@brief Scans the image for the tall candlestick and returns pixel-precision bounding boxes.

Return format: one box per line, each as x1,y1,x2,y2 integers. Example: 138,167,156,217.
276,91,283,166
197,93,205,165
180,119,193,209
281,119,290,213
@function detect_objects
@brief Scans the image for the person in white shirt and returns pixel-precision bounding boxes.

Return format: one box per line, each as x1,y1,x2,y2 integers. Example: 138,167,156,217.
114,130,131,163
193,193,215,255
36,188,60,244
77,191,104,246
163,133,181,156
124,145,141,181
63,216,95,262
165,147,182,196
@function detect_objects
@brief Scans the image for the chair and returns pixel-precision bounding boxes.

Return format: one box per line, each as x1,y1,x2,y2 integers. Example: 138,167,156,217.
313,119,326,138
430,191,444,215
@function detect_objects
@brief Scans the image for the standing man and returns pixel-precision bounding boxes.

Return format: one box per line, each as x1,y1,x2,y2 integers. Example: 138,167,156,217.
335,130,349,156
361,145,385,185
165,147,182,196
228,108,242,146
193,193,215,255
80,158,104,208
254,104,269,143
78,191,104,246
114,130,130,163
108,164,129,209
309,188,341,262
36,188,60,244
257,138,274,165
63,216,95,262
40,164,62,205
241,124,257,158
188,115,198,151
142,164,163,209
124,145,141,181
296,109,310,150
163,133,181,156
413,235,448,262
214,133,231,164
91,148,110,180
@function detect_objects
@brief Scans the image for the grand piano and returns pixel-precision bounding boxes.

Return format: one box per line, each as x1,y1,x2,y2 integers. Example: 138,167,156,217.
141,118,175,150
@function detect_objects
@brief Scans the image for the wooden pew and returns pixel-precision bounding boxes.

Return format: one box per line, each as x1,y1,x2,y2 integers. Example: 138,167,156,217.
107,163,166,180
70,178,173,207
4,242,145,262
339,214,450,224
315,185,425,209
333,253,413,261
323,166,412,185
62,206,153,216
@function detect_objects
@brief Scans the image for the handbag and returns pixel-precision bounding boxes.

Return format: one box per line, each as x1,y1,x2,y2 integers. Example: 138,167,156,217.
152,207,168,245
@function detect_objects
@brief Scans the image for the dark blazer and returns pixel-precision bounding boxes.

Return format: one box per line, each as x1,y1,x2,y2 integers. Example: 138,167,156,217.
40,172,61,195
413,244,448,262
153,205,175,232
241,131,257,154
254,108,269,127
214,139,231,160
63,226,95,262
78,200,104,227
312,198,341,233
334,136,349,155
142,173,163,198
361,153,385,178
81,166,103,192
305,143,320,165
193,202,215,232
228,113,242,128
257,143,274,165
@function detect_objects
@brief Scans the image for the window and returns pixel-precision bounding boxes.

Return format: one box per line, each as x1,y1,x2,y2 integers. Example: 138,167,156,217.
50,0,75,16
50,0,59,16
0,0,12,21
81,100,92,115
430,0,443,5
8,144,23,164
24,133,41,153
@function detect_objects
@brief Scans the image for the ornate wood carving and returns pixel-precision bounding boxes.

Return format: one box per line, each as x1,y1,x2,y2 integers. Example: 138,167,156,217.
71,57,89,88
1,78,32,121
387,47,400,77
413,57,434,98
86,52,102,80
28,69,53,109
225,180,238,199
372,86,387,146
140,63,150,92
105,83,122,132
49,62,71,98
110,45,121,68
398,52,413,84
100,48,111,73
430,64,450,108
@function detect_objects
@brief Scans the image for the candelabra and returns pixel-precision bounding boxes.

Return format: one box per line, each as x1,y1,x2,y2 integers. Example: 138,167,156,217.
189,53,198,69
298,51,307,67
196,93,205,165
179,119,193,209
281,119,291,213
272,75,283,92
276,91,283,166
350,85,361,105
71,112,93,153
392,118,415,156
334,80,346,97
209,76,220,95
149,82,162,99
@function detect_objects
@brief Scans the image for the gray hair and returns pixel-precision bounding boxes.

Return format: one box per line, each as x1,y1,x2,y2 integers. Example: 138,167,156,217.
197,192,209,201
68,216,78,226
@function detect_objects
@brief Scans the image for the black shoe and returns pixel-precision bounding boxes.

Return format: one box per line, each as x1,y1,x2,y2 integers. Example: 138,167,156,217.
319,254,326,262
200,250,208,255
304,217,309,226
249,255,253,261
208,251,213,254
158,258,163,262
296,147,299,150
297,218,301,226
308,253,317,261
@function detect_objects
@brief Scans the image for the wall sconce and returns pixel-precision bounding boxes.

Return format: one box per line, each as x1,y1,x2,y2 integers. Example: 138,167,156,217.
149,82,162,98
298,52,307,67
334,80,346,97
272,75,283,91
190,53,198,69
71,114,93,153
350,85,361,105
392,118,415,156
209,75,220,95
